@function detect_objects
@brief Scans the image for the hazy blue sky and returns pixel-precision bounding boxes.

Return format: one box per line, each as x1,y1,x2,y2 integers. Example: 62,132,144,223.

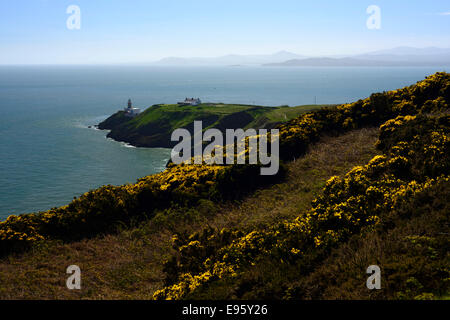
1,0,449,64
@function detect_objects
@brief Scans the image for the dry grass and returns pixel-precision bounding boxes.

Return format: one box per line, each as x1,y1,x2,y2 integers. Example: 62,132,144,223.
0,128,380,299
209,127,380,232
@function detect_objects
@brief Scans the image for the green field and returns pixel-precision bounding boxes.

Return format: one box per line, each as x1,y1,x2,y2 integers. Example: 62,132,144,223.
130,103,325,128
99,103,330,148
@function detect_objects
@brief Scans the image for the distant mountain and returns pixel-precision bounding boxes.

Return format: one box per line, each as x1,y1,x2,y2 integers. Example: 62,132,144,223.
264,53,450,67
360,46,450,56
351,46,450,65
264,57,399,67
153,47,450,67
155,51,307,66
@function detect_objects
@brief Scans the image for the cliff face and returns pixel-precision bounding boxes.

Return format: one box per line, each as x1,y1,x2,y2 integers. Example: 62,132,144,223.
102,114,177,148
98,103,321,148
98,108,175,148
97,110,129,130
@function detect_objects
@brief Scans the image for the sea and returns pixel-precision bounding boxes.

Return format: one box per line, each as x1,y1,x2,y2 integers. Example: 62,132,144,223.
0,65,447,219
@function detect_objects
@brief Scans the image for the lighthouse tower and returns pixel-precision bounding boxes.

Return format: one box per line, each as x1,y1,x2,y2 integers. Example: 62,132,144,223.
124,98,141,117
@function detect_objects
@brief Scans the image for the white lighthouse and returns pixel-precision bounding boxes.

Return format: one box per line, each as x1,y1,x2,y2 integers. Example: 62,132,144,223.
124,99,141,117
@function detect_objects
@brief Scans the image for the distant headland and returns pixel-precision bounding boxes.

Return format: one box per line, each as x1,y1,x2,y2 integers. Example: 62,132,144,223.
98,100,327,149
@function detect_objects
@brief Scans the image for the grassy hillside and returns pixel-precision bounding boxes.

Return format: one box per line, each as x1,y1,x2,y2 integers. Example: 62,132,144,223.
0,72,448,300
98,103,326,148
0,128,380,299
161,114,449,300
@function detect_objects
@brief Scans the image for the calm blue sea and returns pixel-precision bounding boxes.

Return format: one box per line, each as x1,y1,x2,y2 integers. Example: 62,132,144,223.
0,65,447,219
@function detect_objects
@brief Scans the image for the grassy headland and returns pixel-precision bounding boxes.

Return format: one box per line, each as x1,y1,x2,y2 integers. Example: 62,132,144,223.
98,103,327,148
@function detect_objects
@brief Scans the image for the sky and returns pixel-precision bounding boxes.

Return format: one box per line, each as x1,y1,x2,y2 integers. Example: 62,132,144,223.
0,0,449,64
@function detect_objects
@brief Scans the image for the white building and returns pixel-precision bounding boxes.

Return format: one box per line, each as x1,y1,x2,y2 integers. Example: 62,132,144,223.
124,99,141,117
178,97,202,106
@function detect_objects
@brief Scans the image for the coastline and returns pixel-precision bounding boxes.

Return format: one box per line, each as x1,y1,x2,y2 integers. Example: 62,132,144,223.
96,103,328,149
